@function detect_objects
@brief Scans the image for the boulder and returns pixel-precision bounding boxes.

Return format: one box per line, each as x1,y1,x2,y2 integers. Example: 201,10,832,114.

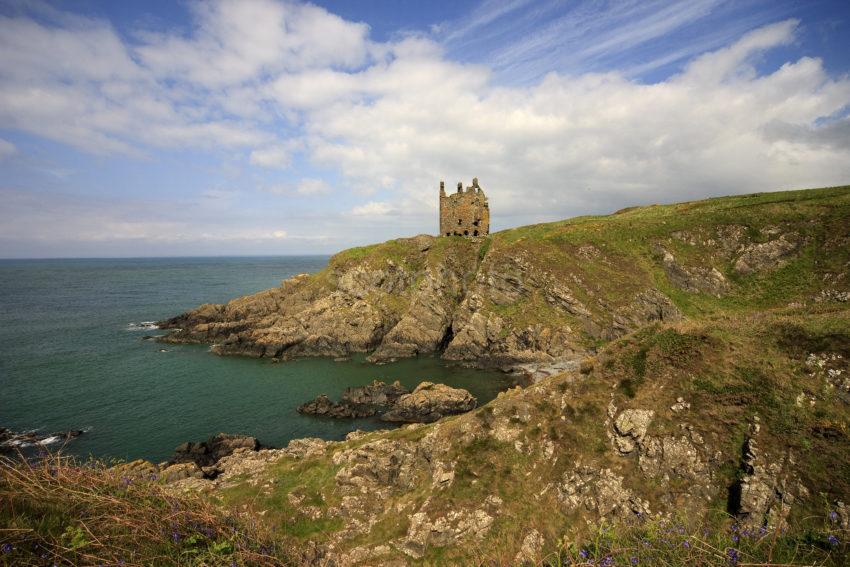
381,382,477,423
159,462,204,484
170,433,260,467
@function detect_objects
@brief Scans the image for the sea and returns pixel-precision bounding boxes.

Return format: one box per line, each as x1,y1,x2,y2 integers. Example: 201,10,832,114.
0,256,512,463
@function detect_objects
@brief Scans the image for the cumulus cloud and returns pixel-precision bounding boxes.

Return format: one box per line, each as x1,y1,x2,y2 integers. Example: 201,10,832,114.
1,0,849,256
351,201,394,216
250,142,299,168
296,178,331,195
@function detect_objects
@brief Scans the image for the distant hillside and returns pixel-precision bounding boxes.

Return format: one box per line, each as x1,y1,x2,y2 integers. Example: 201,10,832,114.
161,185,850,372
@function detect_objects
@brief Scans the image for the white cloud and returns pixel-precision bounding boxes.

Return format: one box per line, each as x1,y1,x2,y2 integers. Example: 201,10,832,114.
250,142,298,168
296,178,331,195
1,1,850,256
351,201,393,216
272,229,288,238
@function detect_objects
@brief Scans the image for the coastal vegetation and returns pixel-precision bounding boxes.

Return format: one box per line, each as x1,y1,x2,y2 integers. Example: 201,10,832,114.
2,185,849,565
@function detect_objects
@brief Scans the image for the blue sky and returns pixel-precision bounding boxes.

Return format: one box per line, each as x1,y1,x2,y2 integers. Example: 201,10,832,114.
0,0,849,258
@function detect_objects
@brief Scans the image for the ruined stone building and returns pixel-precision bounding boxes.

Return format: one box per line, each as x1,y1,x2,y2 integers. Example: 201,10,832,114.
439,177,490,237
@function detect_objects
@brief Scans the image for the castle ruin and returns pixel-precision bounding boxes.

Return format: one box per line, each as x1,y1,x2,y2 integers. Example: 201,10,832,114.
439,177,490,237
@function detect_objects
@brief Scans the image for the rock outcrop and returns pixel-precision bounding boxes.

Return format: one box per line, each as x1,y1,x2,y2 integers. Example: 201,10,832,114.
170,433,260,468
297,380,478,424
0,427,84,452
380,382,478,423
298,380,409,418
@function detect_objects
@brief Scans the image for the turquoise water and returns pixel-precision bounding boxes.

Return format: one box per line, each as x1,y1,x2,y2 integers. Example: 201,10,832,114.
0,257,512,463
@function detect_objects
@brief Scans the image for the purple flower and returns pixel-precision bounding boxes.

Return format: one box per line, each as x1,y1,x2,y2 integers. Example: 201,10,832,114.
1,543,12,554
600,555,614,567
171,531,181,543
630,557,639,565
682,540,690,549
830,511,839,522
579,549,589,559
731,534,740,543
828,534,839,546
726,548,739,565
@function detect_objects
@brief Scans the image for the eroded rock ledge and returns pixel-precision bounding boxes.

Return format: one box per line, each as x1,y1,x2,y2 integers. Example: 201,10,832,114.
298,380,478,424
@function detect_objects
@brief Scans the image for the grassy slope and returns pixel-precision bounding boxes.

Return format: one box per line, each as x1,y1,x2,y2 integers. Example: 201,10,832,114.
201,186,850,564
312,185,849,350
208,308,849,565
3,186,849,566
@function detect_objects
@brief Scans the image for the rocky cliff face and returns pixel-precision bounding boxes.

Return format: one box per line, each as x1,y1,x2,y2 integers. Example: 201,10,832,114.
151,187,850,564
160,187,848,374
162,311,850,565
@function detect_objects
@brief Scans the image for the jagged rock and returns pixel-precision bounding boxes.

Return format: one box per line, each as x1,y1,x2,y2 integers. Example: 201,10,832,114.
658,247,730,296
734,233,803,274
671,397,691,412
613,409,654,454
160,462,204,483
514,529,545,566
609,290,682,338
731,418,806,529
171,433,260,467
558,466,650,519
113,459,158,480
342,380,409,406
381,382,477,423
298,380,410,418
638,435,706,480
297,394,373,418
401,504,498,559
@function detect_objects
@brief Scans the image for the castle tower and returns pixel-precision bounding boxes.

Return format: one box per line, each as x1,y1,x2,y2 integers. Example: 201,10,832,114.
439,177,490,237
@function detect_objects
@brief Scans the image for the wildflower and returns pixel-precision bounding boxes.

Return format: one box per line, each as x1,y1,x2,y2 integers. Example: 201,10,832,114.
758,526,767,536
830,511,839,522
122,476,132,485
731,534,740,543
171,531,181,544
600,555,614,567
1,544,12,553
828,535,839,546
630,557,639,565
579,549,589,559
682,540,690,549
726,547,739,565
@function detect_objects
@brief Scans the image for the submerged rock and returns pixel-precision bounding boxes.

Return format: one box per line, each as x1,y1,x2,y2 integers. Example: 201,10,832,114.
0,427,84,451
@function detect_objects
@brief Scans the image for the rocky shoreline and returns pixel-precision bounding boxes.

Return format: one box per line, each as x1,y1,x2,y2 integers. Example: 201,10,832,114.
0,427,84,452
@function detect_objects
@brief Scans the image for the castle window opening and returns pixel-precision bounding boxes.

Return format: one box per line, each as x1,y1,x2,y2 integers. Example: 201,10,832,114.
473,230,478,236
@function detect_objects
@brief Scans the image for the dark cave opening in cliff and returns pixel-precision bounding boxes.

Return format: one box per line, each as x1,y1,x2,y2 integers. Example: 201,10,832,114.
437,324,454,352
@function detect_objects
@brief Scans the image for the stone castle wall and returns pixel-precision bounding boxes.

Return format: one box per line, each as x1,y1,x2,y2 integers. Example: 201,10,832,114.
439,178,490,237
